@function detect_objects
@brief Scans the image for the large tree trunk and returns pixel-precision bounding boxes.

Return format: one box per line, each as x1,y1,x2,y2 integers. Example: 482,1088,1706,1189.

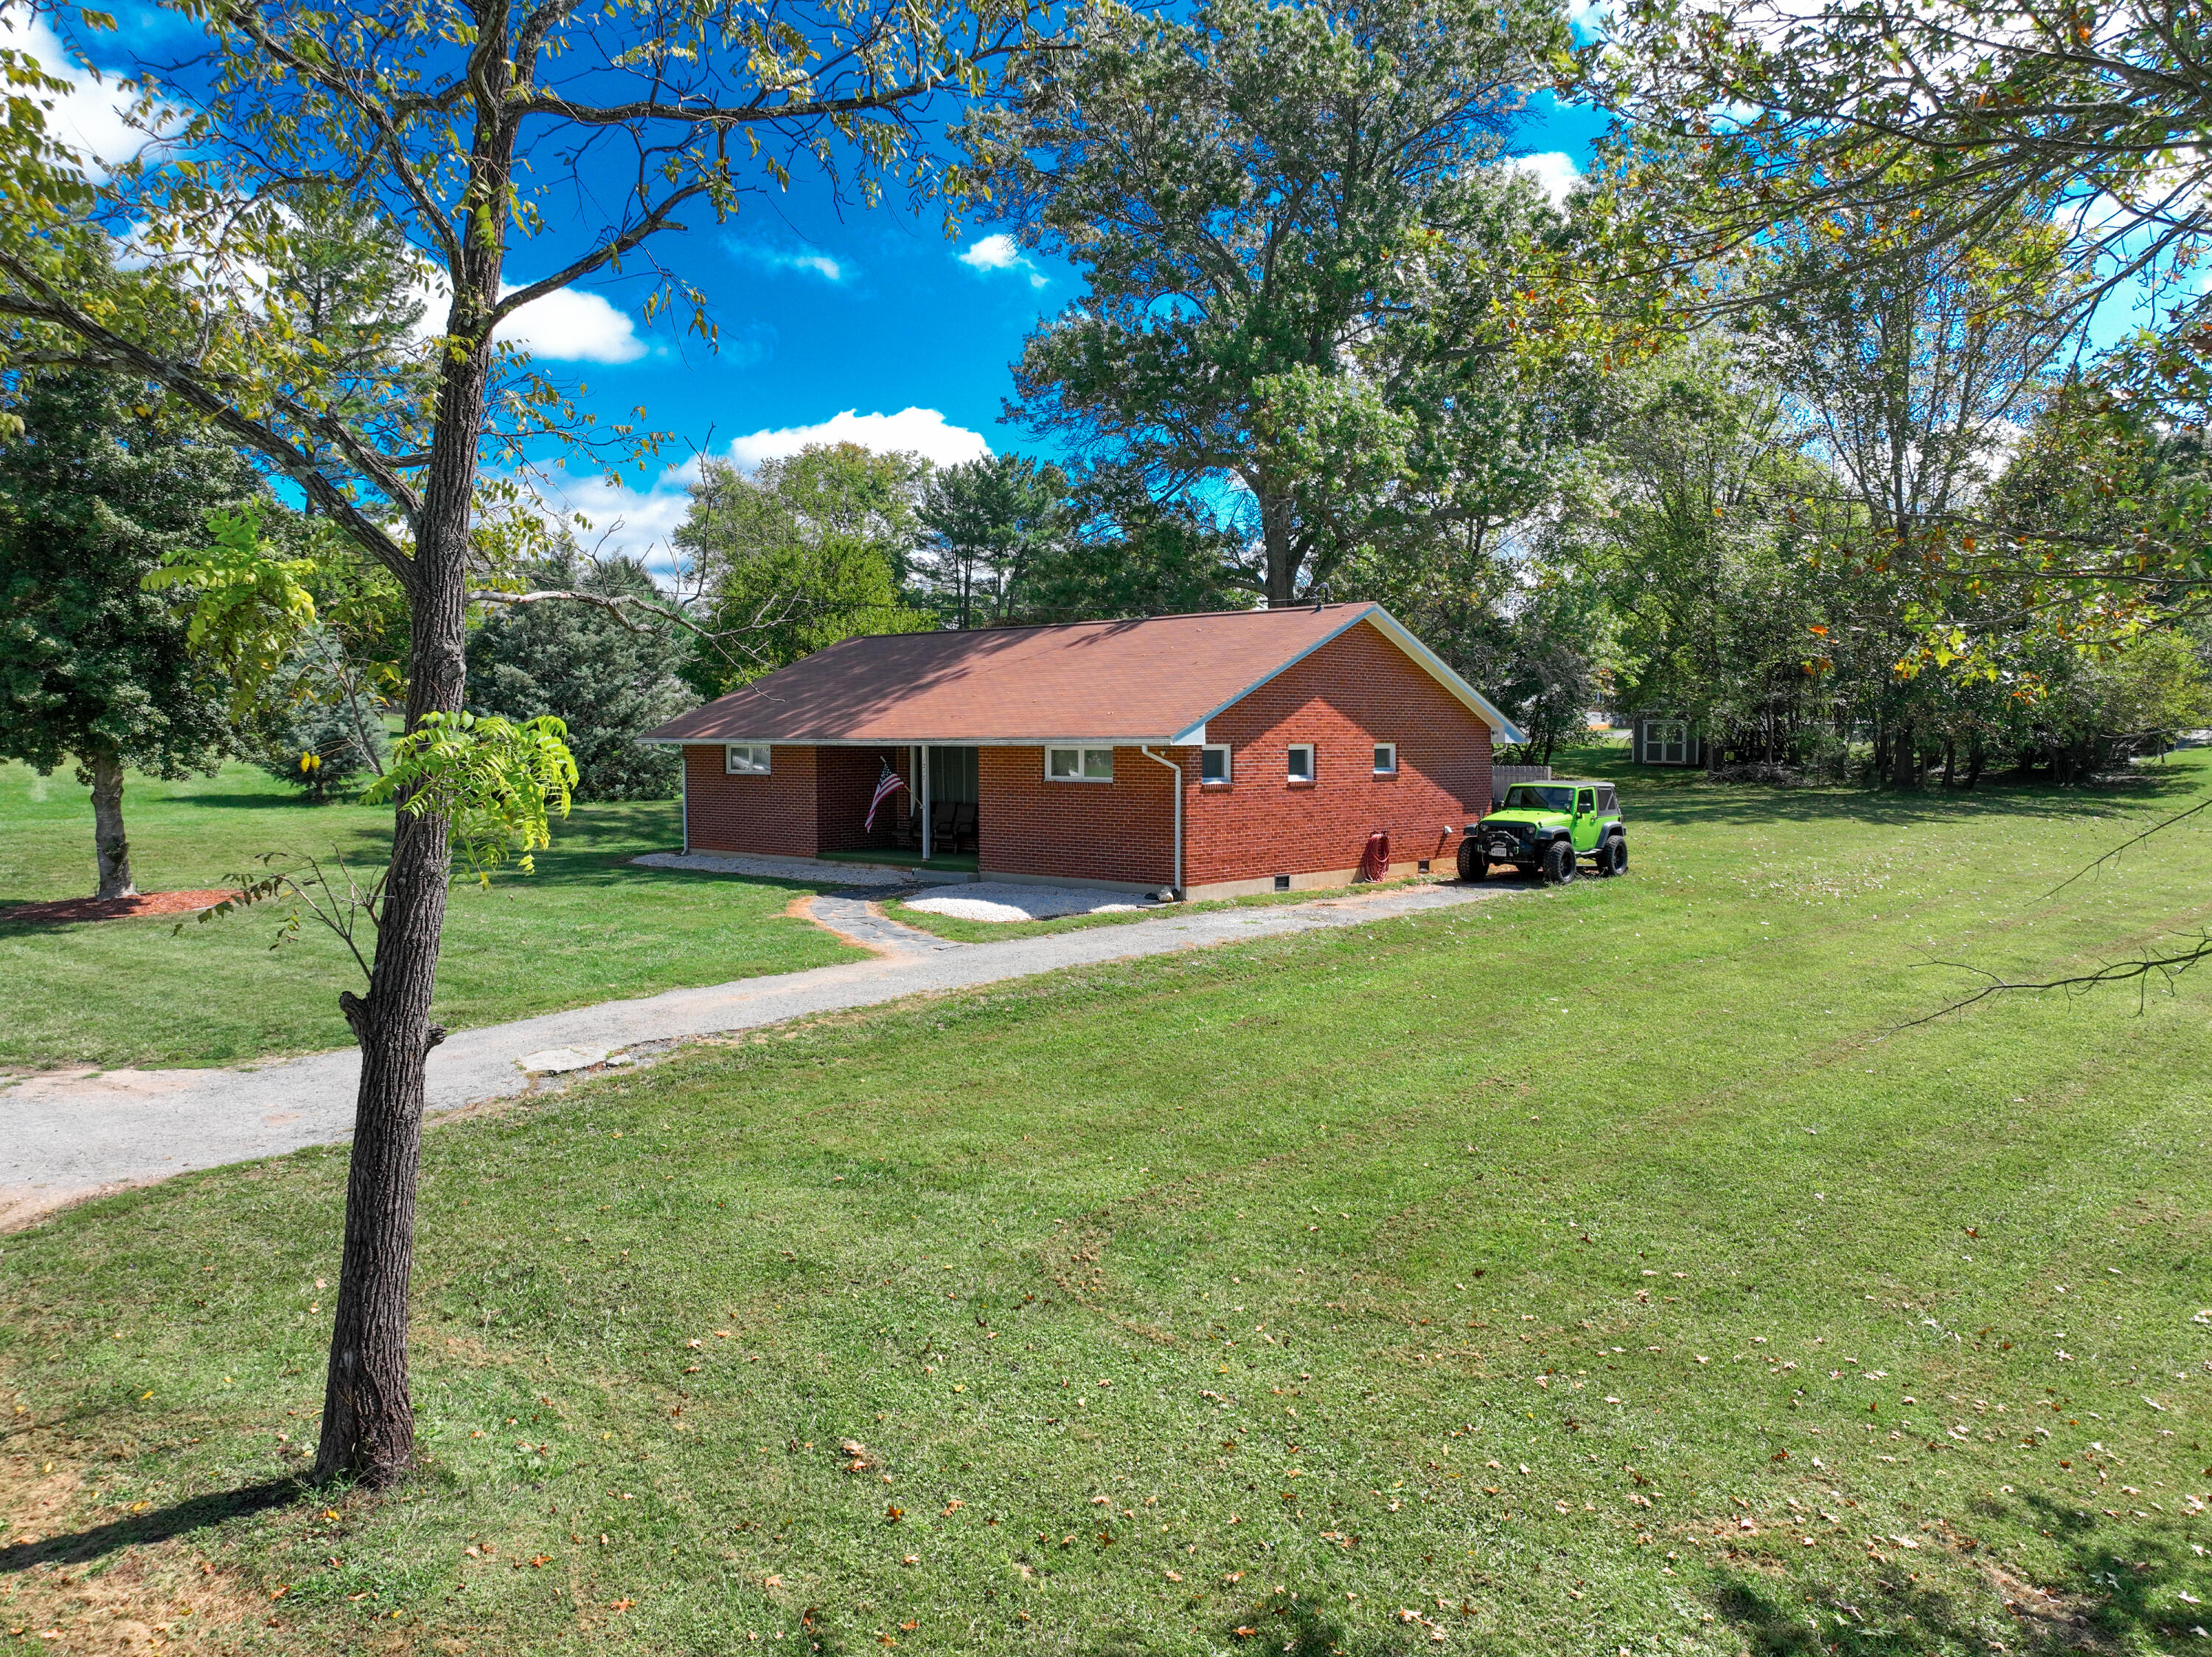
1890,724,1918,789
87,748,136,900
312,259,492,1487
1258,490,1298,607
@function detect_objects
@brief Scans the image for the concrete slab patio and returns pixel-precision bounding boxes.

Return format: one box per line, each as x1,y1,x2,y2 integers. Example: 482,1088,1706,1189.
0,878,1519,1229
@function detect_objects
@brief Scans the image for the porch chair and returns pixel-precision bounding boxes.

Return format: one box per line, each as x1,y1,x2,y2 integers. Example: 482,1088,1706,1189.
949,800,979,852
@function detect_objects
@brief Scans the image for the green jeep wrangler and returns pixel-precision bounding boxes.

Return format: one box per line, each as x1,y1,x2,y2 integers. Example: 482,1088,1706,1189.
1458,781,1627,885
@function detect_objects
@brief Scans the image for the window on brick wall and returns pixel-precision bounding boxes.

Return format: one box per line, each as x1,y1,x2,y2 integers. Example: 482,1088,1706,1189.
1200,744,1231,785
1046,746,1114,782
725,743,771,774
1287,743,1315,782
1372,742,1397,774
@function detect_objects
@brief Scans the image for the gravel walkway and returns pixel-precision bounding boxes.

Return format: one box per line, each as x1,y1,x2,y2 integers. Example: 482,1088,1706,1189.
0,878,1517,1227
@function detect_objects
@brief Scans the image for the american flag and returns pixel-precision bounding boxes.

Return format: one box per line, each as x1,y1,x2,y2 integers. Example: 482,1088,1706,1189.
863,760,907,830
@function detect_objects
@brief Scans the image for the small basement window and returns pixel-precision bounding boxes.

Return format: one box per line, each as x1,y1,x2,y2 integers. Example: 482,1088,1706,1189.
1287,743,1315,783
1046,746,1114,782
725,743,771,775
1200,745,1231,785
1373,742,1397,775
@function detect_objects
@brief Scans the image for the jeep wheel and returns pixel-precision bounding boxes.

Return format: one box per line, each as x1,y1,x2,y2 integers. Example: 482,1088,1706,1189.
1456,838,1489,882
1598,836,1626,878
1540,840,1576,886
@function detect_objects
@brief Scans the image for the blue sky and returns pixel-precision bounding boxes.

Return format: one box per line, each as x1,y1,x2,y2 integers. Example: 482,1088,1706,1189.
512,89,1613,566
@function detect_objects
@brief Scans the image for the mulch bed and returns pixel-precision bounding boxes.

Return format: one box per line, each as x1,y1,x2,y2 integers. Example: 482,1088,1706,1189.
0,889,234,925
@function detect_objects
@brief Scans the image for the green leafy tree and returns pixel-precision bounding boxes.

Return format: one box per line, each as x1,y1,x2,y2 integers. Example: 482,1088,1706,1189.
1010,469,1252,622
0,374,264,896
967,0,1573,605
1751,211,2083,782
916,452,1071,627
0,0,1046,1485
1586,0,2212,647
466,547,690,800
678,448,933,695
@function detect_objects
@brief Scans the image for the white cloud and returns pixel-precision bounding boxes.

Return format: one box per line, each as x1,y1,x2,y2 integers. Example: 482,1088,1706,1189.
726,408,990,470
405,274,650,363
958,234,1023,271
1565,0,1610,36
1,10,157,175
494,282,647,364
730,242,849,283
540,466,700,576
957,232,1049,290
1514,152,1582,208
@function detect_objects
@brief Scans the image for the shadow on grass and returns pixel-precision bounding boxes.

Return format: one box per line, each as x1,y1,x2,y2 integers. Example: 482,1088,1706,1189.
1088,1594,1512,1657
1708,1492,2211,1655
0,1479,304,1574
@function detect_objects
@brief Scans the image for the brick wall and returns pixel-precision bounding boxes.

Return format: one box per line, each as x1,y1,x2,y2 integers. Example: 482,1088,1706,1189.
816,745,911,854
682,743,819,857
1182,619,1492,889
978,745,1178,889
686,743,921,857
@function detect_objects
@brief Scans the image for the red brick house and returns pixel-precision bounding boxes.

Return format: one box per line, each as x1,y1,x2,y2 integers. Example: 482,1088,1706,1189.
640,603,1520,900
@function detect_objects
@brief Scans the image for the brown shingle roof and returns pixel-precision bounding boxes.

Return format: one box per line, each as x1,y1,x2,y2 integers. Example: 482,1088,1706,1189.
641,603,1520,745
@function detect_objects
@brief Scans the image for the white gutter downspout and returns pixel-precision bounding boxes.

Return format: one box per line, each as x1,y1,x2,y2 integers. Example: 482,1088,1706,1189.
681,747,691,853
1141,747,1183,898
919,744,931,862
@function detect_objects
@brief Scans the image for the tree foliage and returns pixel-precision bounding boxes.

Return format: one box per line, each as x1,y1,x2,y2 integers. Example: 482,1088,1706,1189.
467,546,690,800
678,445,932,694
915,452,1071,627
970,0,1574,605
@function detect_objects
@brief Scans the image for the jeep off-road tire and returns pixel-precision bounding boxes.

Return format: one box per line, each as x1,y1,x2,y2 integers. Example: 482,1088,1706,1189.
1540,840,1576,886
1598,836,1626,877
1456,838,1489,882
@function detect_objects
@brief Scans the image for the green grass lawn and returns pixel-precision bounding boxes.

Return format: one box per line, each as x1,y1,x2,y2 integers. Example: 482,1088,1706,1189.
4,755,2212,1656
0,761,864,1069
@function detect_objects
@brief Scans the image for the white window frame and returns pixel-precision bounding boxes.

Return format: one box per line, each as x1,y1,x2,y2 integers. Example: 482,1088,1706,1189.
1046,746,1115,782
1372,742,1397,775
1200,744,1232,785
1286,743,1315,783
1645,720,1688,765
724,743,772,775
